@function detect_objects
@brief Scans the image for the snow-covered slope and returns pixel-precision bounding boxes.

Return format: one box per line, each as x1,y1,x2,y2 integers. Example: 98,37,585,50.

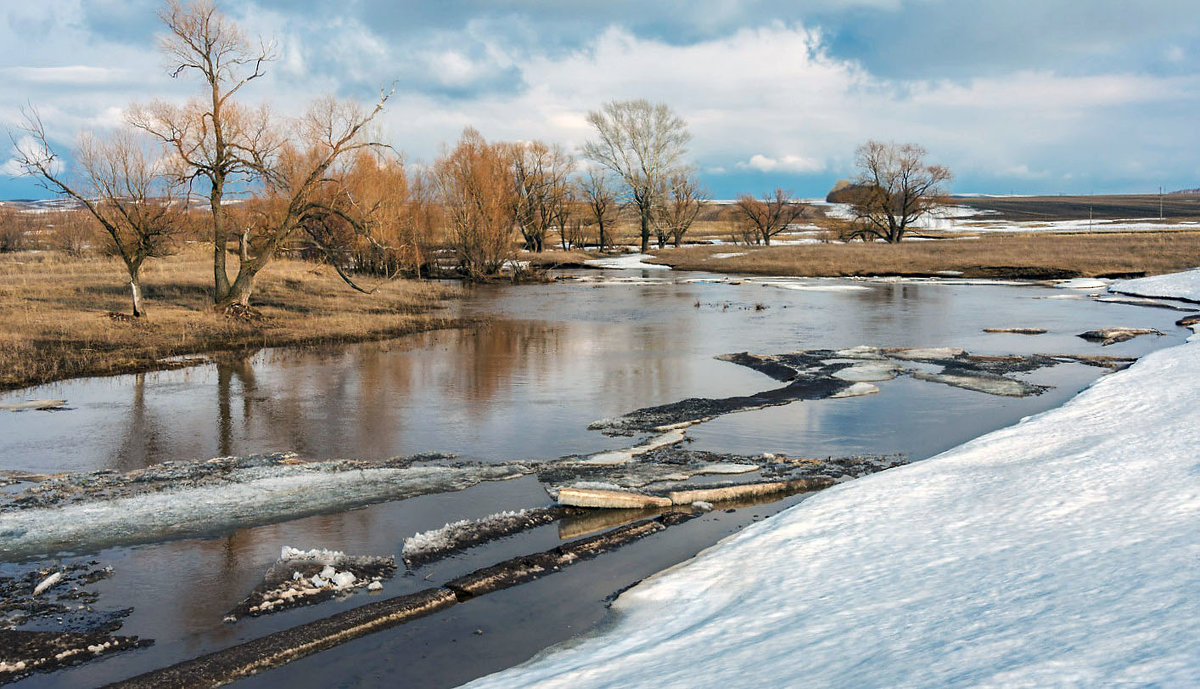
466,274,1200,687
1111,267,1200,303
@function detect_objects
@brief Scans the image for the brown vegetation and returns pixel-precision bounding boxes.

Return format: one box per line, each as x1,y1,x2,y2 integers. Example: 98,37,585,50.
0,248,457,391
647,230,1200,279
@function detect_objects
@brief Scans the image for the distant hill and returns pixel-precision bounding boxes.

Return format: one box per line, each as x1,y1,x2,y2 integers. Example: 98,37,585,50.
1168,188,1200,195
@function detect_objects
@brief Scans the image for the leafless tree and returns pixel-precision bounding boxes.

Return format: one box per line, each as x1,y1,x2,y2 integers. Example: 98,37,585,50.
652,173,707,247
216,94,394,305
578,168,619,251
0,207,34,253
128,0,277,304
50,211,102,257
434,128,518,279
511,140,574,253
582,100,691,252
12,113,182,316
734,188,808,246
845,141,952,243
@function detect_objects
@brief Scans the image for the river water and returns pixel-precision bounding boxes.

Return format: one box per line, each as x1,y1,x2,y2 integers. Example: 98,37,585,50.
0,270,1191,687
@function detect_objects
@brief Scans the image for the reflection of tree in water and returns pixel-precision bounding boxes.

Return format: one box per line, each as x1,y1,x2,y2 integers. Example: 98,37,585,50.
111,373,167,472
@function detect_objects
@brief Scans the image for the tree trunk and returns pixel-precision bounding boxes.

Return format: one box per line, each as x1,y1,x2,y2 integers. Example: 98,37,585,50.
240,228,250,262
211,185,231,303
639,207,650,253
219,269,257,309
130,278,145,318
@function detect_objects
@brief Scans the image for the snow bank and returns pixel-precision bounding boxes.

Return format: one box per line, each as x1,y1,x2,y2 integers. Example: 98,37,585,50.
1110,267,1200,303
467,295,1200,686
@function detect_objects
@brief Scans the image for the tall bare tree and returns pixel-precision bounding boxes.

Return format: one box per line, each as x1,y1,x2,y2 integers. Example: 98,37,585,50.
434,128,518,279
579,168,619,251
652,173,707,248
845,141,952,243
582,100,691,252
511,141,575,253
217,94,393,305
734,188,808,246
12,113,182,316
128,0,276,304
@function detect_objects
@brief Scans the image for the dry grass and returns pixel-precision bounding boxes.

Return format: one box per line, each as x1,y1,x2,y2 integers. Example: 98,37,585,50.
0,247,460,391
648,230,1200,279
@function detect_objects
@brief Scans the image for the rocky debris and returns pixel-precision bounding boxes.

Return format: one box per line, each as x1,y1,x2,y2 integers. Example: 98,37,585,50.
226,548,397,621
0,561,123,634
0,629,149,685
402,507,590,569
1077,328,1164,346
983,328,1048,335
0,400,66,412
1176,314,1200,327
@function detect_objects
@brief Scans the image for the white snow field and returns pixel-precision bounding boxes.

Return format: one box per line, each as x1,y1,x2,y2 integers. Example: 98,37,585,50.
466,271,1200,688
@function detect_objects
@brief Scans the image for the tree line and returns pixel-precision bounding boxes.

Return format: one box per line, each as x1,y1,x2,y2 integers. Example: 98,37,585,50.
7,0,951,318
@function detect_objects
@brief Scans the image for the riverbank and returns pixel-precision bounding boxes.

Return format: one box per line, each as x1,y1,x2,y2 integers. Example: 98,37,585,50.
0,249,461,391
646,229,1200,278
466,269,1200,688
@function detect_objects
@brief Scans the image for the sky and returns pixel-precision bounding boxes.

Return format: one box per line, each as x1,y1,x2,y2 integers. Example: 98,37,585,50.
2,0,1199,200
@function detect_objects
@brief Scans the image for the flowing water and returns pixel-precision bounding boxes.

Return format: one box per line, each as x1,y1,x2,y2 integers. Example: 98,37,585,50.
0,270,1191,687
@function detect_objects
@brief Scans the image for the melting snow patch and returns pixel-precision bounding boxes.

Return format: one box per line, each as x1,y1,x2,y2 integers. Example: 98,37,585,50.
583,254,670,270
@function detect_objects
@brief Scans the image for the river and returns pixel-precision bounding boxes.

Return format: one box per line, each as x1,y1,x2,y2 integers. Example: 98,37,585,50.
0,269,1190,687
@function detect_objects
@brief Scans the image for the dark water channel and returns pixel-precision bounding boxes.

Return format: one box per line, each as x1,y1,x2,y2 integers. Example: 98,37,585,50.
0,270,1191,688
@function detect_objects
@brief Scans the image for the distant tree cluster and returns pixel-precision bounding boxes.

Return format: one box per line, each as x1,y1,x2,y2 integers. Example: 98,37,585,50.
7,0,953,316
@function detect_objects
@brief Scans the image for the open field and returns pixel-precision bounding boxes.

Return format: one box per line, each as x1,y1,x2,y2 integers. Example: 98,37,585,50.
647,230,1200,279
952,193,1200,221
0,248,459,391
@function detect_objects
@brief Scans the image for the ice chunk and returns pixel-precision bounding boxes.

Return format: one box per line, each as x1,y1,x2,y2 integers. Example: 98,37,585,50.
331,571,356,589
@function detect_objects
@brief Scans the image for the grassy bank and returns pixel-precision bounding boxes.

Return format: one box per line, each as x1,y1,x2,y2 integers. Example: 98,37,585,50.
646,230,1200,279
0,248,460,392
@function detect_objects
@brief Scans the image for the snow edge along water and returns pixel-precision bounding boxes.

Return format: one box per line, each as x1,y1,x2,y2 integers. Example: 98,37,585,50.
462,269,1200,688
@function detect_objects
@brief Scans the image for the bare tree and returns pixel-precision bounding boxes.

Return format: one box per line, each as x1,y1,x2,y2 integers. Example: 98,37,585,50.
216,94,393,305
128,0,276,304
12,115,182,316
845,141,952,243
0,207,34,253
582,100,691,252
734,188,808,246
579,168,619,251
434,128,519,279
511,141,575,253
652,173,707,247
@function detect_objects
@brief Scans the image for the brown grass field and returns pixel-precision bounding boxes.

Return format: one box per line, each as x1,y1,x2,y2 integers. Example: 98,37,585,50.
0,247,459,391
646,230,1200,279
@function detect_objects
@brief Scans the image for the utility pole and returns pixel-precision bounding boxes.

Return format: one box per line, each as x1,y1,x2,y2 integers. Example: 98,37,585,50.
1160,186,1164,219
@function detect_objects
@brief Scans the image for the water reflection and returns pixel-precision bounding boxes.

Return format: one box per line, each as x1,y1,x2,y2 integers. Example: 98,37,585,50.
0,275,1188,474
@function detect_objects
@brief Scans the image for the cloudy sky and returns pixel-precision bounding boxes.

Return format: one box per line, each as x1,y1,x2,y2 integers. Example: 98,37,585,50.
3,0,1199,199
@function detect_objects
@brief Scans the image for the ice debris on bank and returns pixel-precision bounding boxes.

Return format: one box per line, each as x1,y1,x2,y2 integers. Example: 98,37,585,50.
225,547,396,621
463,270,1200,688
